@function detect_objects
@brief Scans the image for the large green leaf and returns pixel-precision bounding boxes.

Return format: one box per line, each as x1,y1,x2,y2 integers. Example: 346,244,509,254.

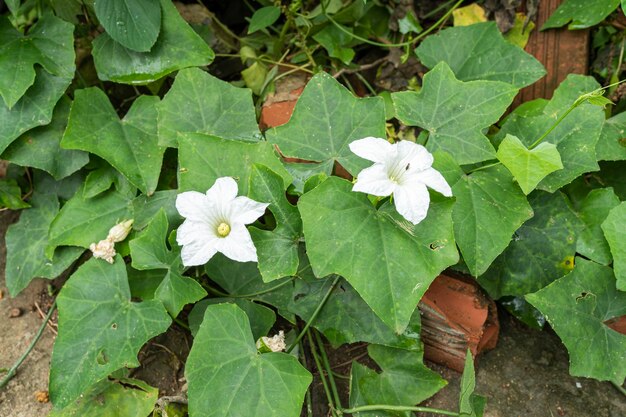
0,69,70,154
2,97,89,180
526,259,626,384
92,0,214,84
478,191,581,298
158,68,260,148
47,187,134,257
94,0,161,52
495,75,604,192
393,62,517,165
49,377,158,417
50,256,171,407
129,210,206,315
349,345,446,416
577,188,620,266
542,0,620,30
248,165,302,282
61,89,164,195
597,110,626,161
5,192,83,296
453,165,533,277
0,14,74,108
265,72,386,176
132,190,179,230
185,304,312,417
415,22,545,88
496,134,563,195
602,202,626,291
298,177,458,333
177,133,291,194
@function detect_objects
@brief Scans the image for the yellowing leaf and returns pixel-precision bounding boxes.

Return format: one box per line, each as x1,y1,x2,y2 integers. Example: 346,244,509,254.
452,3,486,27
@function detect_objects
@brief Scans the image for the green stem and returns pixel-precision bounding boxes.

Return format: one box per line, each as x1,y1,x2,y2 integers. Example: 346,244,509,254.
286,275,341,353
0,300,57,390
341,404,461,416
203,277,296,299
466,161,501,174
314,330,342,410
214,53,314,74
612,381,626,398
307,331,339,417
528,104,579,149
173,316,190,331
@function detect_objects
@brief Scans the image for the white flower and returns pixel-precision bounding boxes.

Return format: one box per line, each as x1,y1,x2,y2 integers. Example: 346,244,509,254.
176,177,269,266
107,219,134,243
349,137,452,225
89,239,116,264
256,330,286,353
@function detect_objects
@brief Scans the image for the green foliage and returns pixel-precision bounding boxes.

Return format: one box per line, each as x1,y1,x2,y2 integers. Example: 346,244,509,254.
576,188,620,265
248,6,281,34
94,0,161,52
543,0,620,30
602,202,626,291
0,178,29,209
597,110,626,161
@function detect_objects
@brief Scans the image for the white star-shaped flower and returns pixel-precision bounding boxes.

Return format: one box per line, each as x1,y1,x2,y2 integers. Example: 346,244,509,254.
350,137,452,225
176,177,269,266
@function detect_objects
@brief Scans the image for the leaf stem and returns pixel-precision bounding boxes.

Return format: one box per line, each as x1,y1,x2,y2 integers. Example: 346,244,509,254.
203,277,296,299
340,404,461,416
306,330,339,417
612,381,626,398
286,275,341,353
314,330,342,410
0,300,57,390
466,161,501,174
214,53,314,74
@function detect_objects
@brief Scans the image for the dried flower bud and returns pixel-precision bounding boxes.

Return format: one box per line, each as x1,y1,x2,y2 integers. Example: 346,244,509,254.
107,219,134,243
256,330,286,353
89,239,116,264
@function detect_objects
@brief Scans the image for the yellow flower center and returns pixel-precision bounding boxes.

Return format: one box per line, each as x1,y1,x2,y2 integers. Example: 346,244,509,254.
217,222,231,237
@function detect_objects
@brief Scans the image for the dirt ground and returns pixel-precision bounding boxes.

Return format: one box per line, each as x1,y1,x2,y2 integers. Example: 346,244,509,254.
0,207,625,417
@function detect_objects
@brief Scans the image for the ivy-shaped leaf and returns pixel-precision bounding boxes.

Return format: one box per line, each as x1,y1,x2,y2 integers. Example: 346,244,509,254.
496,134,563,195
0,14,74,108
602,202,626,291
92,0,214,84
248,165,302,282
158,68,260,148
452,165,533,277
415,22,545,88
94,0,161,52
132,190,179,230
526,259,626,384
478,191,581,298
177,133,291,194
597,110,626,161
393,62,518,165
50,256,171,408
298,177,458,333
577,188,620,266
129,210,206,316
542,0,620,30
185,303,311,417
266,72,386,176
0,178,29,209
2,97,89,180
61,89,164,195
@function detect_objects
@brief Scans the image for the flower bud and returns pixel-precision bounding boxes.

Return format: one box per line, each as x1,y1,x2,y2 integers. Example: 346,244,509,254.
89,239,116,264
255,330,286,353
107,219,134,243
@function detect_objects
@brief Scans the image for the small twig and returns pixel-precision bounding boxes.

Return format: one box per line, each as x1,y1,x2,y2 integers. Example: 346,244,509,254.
612,381,626,397
34,301,58,335
332,56,388,79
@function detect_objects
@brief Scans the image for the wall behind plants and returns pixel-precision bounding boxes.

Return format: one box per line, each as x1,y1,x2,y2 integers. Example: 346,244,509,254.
0,0,625,416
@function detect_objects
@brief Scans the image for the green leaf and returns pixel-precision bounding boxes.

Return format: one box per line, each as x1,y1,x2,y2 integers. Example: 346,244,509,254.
83,165,118,199
393,62,517,165
61,89,164,195
452,165,533,277
2,97,89,180
5,192,83,296
132,190,179,230
188,298,275,340
496,134,563,195
178,133,291,194
158,68,260,148
92,0,214,84
0,68,70,154
50,256,171,407
0,14,75,108
526,259,626,384
459,351,484,417
542,0,620,30
248,6,281,34
185,304,312,417
48,377,158,417
130,210,206,316
266,72,386,176
47,187,134,257
597,110,626,161
313,24,356,65
495,75,604,192
94,0,161,52
349,345,446,416
298,177,458,333
248,165,302,282
576,188,620,265
602,202,626,291
0,178,29,209
398,11,422,34
415,22,545,88
478,191,581,298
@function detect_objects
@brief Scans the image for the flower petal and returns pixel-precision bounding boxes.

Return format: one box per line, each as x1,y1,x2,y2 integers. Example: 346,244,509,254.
419,167,453,197
349,137,394,163
231,196,269,225
393,182,430,225
176,191,212,222
396,140,433,172
176,220,220,266
353,164,396,197
215,224,258,262
205,177,239,205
